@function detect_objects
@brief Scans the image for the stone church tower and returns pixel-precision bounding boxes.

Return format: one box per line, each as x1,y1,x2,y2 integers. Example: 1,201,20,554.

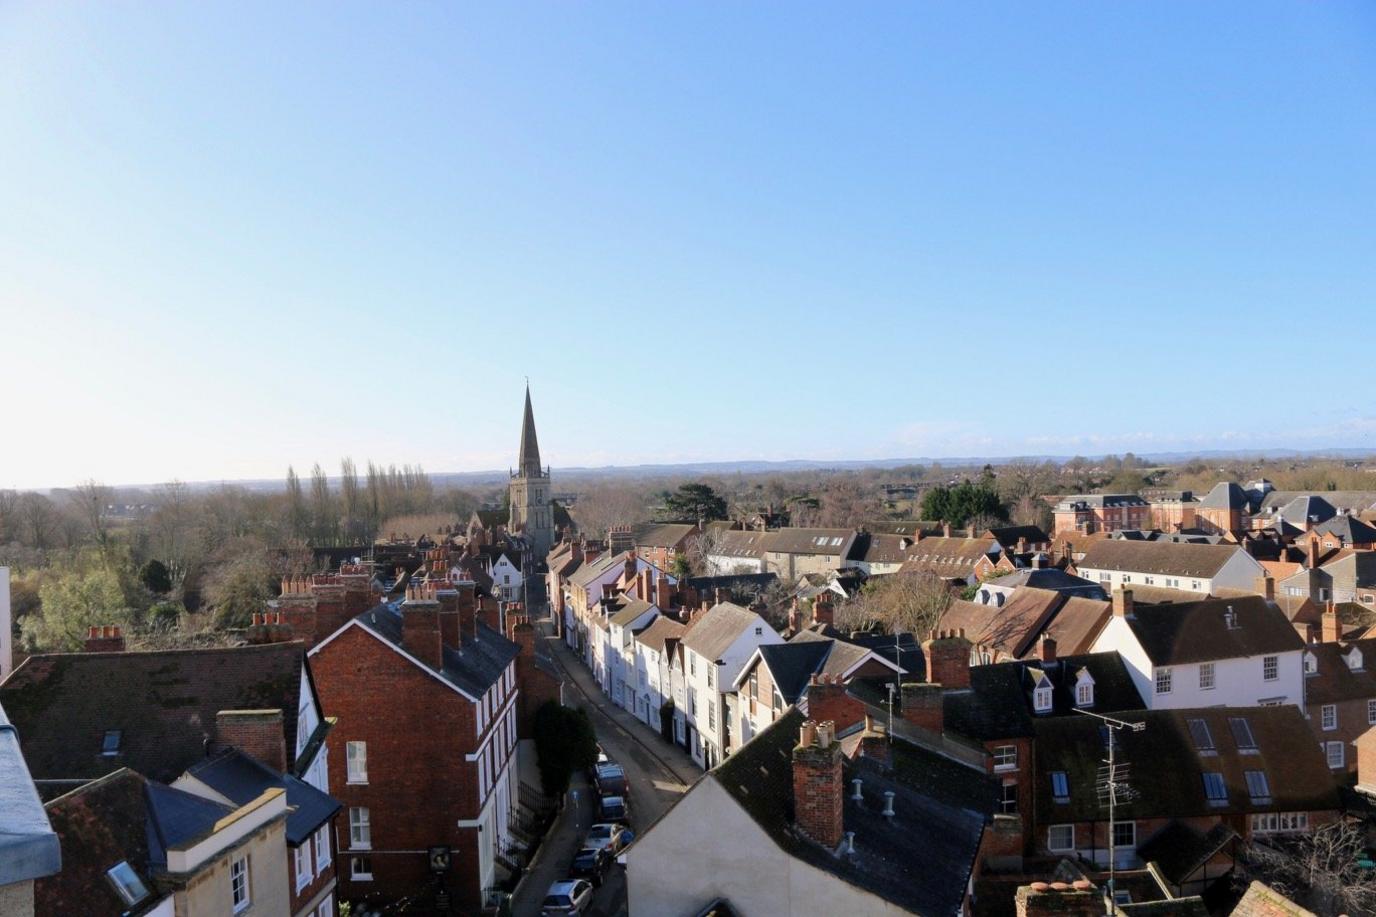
508,385,554,559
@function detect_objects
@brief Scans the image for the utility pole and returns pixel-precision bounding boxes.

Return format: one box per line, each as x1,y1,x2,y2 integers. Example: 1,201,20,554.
1072,708,1145,914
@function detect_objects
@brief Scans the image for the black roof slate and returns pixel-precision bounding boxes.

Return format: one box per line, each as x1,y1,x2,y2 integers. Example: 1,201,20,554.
185,749,341,845
756,643,832,704
357,602,519,698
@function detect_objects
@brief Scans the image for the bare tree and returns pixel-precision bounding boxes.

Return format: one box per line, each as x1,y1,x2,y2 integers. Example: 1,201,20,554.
1237,821,1376,915
0,489,18,543
68,479,113,548
285,467,308,540
339,458,362,544
841,572,953,636
310,463,336,546
570,483,649,540
19,493,56,550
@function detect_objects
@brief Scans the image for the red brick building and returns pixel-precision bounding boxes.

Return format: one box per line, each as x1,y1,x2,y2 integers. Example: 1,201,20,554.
308,582,523,912
1053,494,1150,537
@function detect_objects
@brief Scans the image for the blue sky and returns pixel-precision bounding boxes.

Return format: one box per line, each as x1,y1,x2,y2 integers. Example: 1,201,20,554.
3,3,1375,489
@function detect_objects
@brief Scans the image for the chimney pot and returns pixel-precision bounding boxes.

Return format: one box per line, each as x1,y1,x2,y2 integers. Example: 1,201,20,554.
851,778,863,800
882,790,895,817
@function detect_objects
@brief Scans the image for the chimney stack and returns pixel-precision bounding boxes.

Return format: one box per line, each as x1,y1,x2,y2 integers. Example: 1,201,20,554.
812,592,834,627
1255,575,1275,602
922,629,972,690
83,625,126,653
402,584,444,670
806,674,863,732
215,709,287,773
900,682,944,733
857,716,891,771
1309,536,1319,569
1015,881,1100,917
1112,588,1134,619
793,720,844,850
942,521,952,538
1322,606,1341,643
1038,634,1057,664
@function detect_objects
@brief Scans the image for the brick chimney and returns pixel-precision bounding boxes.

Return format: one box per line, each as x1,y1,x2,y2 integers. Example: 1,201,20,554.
1112,588,1134,619
402,584,444,669
275,578,318,641
435,587,462,649
923,629,972,690
1015,881,1100,917
1322,606,1341,643
793,720,844,850
657,574,674,610
83,625,126,653
309,582,348,647
1255,575,1275,602
806,674,864,732
900,682,944,733
477,596,500,634
1038,634,1057,664
1016,536,1028,555
982,813,1025,871
245,611,296,644
1308,536,1319,569
623,554,638,586
812,592,834,627
215,709,287,773
857,716,891,771
787,598,802,634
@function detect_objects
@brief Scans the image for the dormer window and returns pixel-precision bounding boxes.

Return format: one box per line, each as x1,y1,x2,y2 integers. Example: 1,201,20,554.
1304,652,1317,675
1346,648,1364,672
1033,674,1053,714
1075,669,1095,708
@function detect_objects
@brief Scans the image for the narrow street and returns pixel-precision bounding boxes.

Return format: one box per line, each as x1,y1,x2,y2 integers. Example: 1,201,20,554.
510,612,700,916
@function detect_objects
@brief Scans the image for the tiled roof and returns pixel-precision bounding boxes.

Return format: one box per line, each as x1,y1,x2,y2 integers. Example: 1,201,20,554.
1033,706,1339,823
1300,639,1376,706
608,597,657,628
184,749,340,845
1076,540,1246,579
711,708,992,916
567,551,630,590
632,616,687,653
984,568,1104,597
1199,482,1250,510
355,602,518,698
763,528,856,557
853,533,916,565
0,643,305,785
1123,595,1304,665
943,588,1065,659
985,525,1051,549
1260,491,1376,514
680,603,766,662
898,536,997,580
707,530,773,560
753,642,832,704
1138,820,1237,886
1031,596,1111,657
634,523,697,549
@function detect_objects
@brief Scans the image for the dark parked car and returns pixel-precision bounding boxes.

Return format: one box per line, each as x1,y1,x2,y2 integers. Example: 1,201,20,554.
594,762,626,795
569,846,611,886
597,794,629,824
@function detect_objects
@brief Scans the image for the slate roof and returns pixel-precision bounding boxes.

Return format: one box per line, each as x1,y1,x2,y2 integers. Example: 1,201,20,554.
706,530,772,561
1075,540,1246,579
1277,495,1337,527
710,708,992,916
683,572,778,599
1036,706,1339,824
0,701,60,886
985,525,1051,549
1312,514,1376,545
355,602,519,699
985,568,1106,598
567,551,630,590
852,533,916,566
184,749,340,845
1121,595,1304,665
680,603,765,662
633,615,687,654
0,643,306,786
763,528,858,557
1055,494,1148,510
1199,482,1250,510
1260,490,1376,515
753,642,833,704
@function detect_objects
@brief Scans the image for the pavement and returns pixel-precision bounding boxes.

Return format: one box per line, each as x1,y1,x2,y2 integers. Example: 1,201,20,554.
508,610,701,916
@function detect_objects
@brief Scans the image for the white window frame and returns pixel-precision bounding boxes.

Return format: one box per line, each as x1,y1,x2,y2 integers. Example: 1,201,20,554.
315,824,332,873
295,842,312,892
1034,685,1053,713
1155,667,1172,695
1321,704,1337,731
1075,680,1093,708
346,741,368,784
1047,824,1075,852
1263,656,1279,681
349,807,371,849
993,745,1018,772
1367,698,1376,726
231,855,251,913
1199,662,1215,690
1111,820,1136,851
1326,741,1345,769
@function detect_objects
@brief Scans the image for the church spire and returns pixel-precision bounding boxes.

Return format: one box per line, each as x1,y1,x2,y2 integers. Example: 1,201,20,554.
517,384,543,478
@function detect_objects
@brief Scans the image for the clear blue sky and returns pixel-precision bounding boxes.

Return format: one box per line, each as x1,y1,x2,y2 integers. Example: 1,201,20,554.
3,3,1375,489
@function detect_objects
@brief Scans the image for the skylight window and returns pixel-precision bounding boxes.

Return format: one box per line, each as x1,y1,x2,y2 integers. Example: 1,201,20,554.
106,862,150,906
1202,772,1228,805
1228,717,1258,751
1244,770,1271,804
1186,718,1215,753
1050,771,1070,803
101,730,122,757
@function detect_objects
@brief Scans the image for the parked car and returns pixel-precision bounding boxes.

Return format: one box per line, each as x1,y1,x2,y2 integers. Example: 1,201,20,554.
587,747,611,781
597,793,629,824
594,762,626,795
585,822,629,853
541,879,595,915
569,846,611,886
